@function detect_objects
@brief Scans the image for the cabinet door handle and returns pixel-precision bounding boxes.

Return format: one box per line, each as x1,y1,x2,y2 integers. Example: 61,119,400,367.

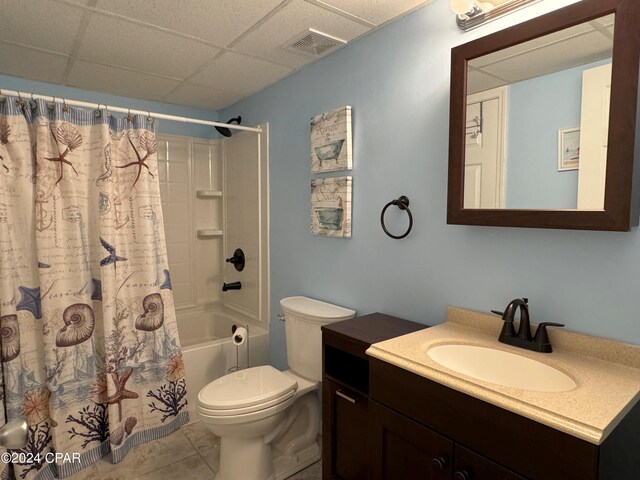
431,457,446,470
336,389,359,404
454,471,470,480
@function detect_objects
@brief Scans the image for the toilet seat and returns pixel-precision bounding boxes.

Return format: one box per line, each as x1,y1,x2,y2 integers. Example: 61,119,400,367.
197,365,298,415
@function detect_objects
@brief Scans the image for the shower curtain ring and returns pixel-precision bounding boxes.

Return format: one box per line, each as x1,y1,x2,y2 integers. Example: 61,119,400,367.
147,111,153,124
127,107,134,123
29,93,37,110
48,97,57,111
16,91,25,108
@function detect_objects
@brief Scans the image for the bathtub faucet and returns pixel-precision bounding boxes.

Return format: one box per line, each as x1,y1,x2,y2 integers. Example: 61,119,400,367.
222,281,242,292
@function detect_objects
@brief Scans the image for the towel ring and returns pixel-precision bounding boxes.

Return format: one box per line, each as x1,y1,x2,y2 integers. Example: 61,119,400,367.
381,195,413,240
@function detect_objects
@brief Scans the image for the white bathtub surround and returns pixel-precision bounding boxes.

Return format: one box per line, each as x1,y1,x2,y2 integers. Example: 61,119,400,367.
157,128,270,420
196,296,355,480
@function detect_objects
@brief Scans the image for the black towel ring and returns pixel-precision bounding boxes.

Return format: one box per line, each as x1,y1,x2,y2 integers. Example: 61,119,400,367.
381,195,413,240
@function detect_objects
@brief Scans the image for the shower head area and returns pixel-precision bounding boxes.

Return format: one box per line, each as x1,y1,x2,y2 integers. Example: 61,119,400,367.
215,116,243,137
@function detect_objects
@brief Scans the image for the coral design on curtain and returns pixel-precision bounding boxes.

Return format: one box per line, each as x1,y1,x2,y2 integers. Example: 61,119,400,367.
0,96,188,479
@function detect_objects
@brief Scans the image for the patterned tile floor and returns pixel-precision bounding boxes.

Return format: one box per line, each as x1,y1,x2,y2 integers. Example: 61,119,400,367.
66,421,321,479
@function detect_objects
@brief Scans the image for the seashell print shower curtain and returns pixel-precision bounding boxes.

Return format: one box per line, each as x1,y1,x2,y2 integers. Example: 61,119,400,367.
0,96,188,479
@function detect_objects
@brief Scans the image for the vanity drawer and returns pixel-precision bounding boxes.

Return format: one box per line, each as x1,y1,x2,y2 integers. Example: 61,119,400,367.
454,445,526,480
369,358,599,480
369,399,453,480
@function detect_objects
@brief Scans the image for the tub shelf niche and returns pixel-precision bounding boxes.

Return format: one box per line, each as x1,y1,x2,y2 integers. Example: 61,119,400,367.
196,190,223,199
197,229,223,238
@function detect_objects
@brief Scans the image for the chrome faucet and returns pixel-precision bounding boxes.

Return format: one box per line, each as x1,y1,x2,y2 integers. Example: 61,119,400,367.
492,298,564,353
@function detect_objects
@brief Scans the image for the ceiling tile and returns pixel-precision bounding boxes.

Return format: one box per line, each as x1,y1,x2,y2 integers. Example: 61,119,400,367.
77,14,220,79
67,60,181,101
94,0,284,46
470,22,596,69
233,0,370,68
164,83,243,110
467,69,506,95
0,43,69,85
189,52,293,95
314,0,431,26
0,0,87,54
481,31,613,83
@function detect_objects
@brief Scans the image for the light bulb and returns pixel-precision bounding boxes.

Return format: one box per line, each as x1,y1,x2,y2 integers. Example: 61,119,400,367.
450,0,475,15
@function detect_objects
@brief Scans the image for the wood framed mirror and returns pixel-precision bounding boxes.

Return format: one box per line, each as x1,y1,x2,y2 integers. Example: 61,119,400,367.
447,0,640,231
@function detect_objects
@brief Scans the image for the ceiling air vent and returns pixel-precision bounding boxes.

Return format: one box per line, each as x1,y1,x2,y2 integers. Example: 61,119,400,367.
286,29,347,57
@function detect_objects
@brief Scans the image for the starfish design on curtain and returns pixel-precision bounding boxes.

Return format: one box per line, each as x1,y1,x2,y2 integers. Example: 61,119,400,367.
45,123,83,185
160,270,172,290
91,278,102,301
100,237,127,267
16,285,42,319
107,367,139,422
116,132,157,187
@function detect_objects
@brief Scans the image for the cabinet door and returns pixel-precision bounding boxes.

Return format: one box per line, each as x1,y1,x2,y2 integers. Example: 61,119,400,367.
453,445,526,480
323,378,369,480
369,400,453,480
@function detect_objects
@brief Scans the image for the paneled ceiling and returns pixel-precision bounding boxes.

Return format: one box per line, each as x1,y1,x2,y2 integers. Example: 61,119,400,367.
0,0,433,110
467,14,615,95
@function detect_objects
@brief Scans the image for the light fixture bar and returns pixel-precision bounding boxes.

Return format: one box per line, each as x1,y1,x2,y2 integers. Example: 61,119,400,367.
455,0,542,31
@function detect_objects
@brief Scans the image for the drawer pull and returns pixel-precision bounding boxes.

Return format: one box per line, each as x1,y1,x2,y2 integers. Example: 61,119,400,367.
454,471,470,480
431,457,445,470
336,389,359,404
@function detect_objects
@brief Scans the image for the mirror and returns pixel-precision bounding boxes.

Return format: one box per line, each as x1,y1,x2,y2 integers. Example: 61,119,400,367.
448,0,640,230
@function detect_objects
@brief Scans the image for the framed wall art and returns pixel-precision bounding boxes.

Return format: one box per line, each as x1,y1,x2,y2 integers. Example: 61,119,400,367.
310,106,352,173
311,176,352,238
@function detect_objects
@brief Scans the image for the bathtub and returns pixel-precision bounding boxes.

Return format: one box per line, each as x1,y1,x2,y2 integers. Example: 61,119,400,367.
177,306,269,417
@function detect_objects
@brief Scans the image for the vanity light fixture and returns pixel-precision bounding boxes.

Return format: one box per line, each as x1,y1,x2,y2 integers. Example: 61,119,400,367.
450,0,541,31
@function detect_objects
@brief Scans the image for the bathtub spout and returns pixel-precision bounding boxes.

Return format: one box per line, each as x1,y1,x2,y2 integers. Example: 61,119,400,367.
222,281,241,292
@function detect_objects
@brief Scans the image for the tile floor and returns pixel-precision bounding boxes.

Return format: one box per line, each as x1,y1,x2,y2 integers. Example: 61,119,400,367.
67,421,321,479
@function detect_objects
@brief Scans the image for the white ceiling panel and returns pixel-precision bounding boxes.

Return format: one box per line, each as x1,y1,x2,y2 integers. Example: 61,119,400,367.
314,0,431,26
165,83,243,110
0,43,69,85
67,61,181,101
467,69,506,95
94,0,284,47
0,0,86,54
77,14,221,79
470,22,597,69
189,52,294,95
482,31,613,83
233,0,370,68
0,0,436,110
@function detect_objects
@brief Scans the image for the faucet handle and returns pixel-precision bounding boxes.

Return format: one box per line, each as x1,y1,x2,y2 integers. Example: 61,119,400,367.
491,309,504,316
533,322,565,353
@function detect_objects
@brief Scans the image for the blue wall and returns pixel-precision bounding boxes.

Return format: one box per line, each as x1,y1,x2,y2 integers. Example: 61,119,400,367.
506,60,610,209
0,75,220,138
221,0,640,370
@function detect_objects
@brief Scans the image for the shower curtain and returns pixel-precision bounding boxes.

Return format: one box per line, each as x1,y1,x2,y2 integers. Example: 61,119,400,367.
0,96,188,479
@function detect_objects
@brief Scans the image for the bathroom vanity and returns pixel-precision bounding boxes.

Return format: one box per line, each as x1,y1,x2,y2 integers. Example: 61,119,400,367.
323,310,640,480
321,313,428,480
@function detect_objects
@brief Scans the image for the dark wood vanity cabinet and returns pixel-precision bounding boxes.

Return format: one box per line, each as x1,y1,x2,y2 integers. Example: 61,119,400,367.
322,313,427,480
323,314,640,480
370,358,640,480
369,400,453,480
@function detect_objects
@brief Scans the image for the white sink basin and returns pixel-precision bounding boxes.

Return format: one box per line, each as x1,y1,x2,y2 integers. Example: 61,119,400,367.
427,344,577,392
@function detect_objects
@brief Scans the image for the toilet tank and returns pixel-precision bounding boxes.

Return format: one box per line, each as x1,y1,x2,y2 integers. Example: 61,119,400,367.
281,296,355,382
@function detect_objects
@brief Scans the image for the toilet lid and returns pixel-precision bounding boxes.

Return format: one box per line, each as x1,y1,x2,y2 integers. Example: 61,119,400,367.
198,365,298,412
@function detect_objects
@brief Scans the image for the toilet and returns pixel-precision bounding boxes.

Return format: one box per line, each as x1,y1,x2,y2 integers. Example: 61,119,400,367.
196,296,356,480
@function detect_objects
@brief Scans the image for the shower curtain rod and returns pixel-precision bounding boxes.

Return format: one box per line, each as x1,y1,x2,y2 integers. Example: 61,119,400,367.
0,88,262,133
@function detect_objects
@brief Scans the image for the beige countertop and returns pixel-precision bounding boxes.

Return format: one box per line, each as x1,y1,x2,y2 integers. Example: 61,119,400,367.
366,307,640,445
